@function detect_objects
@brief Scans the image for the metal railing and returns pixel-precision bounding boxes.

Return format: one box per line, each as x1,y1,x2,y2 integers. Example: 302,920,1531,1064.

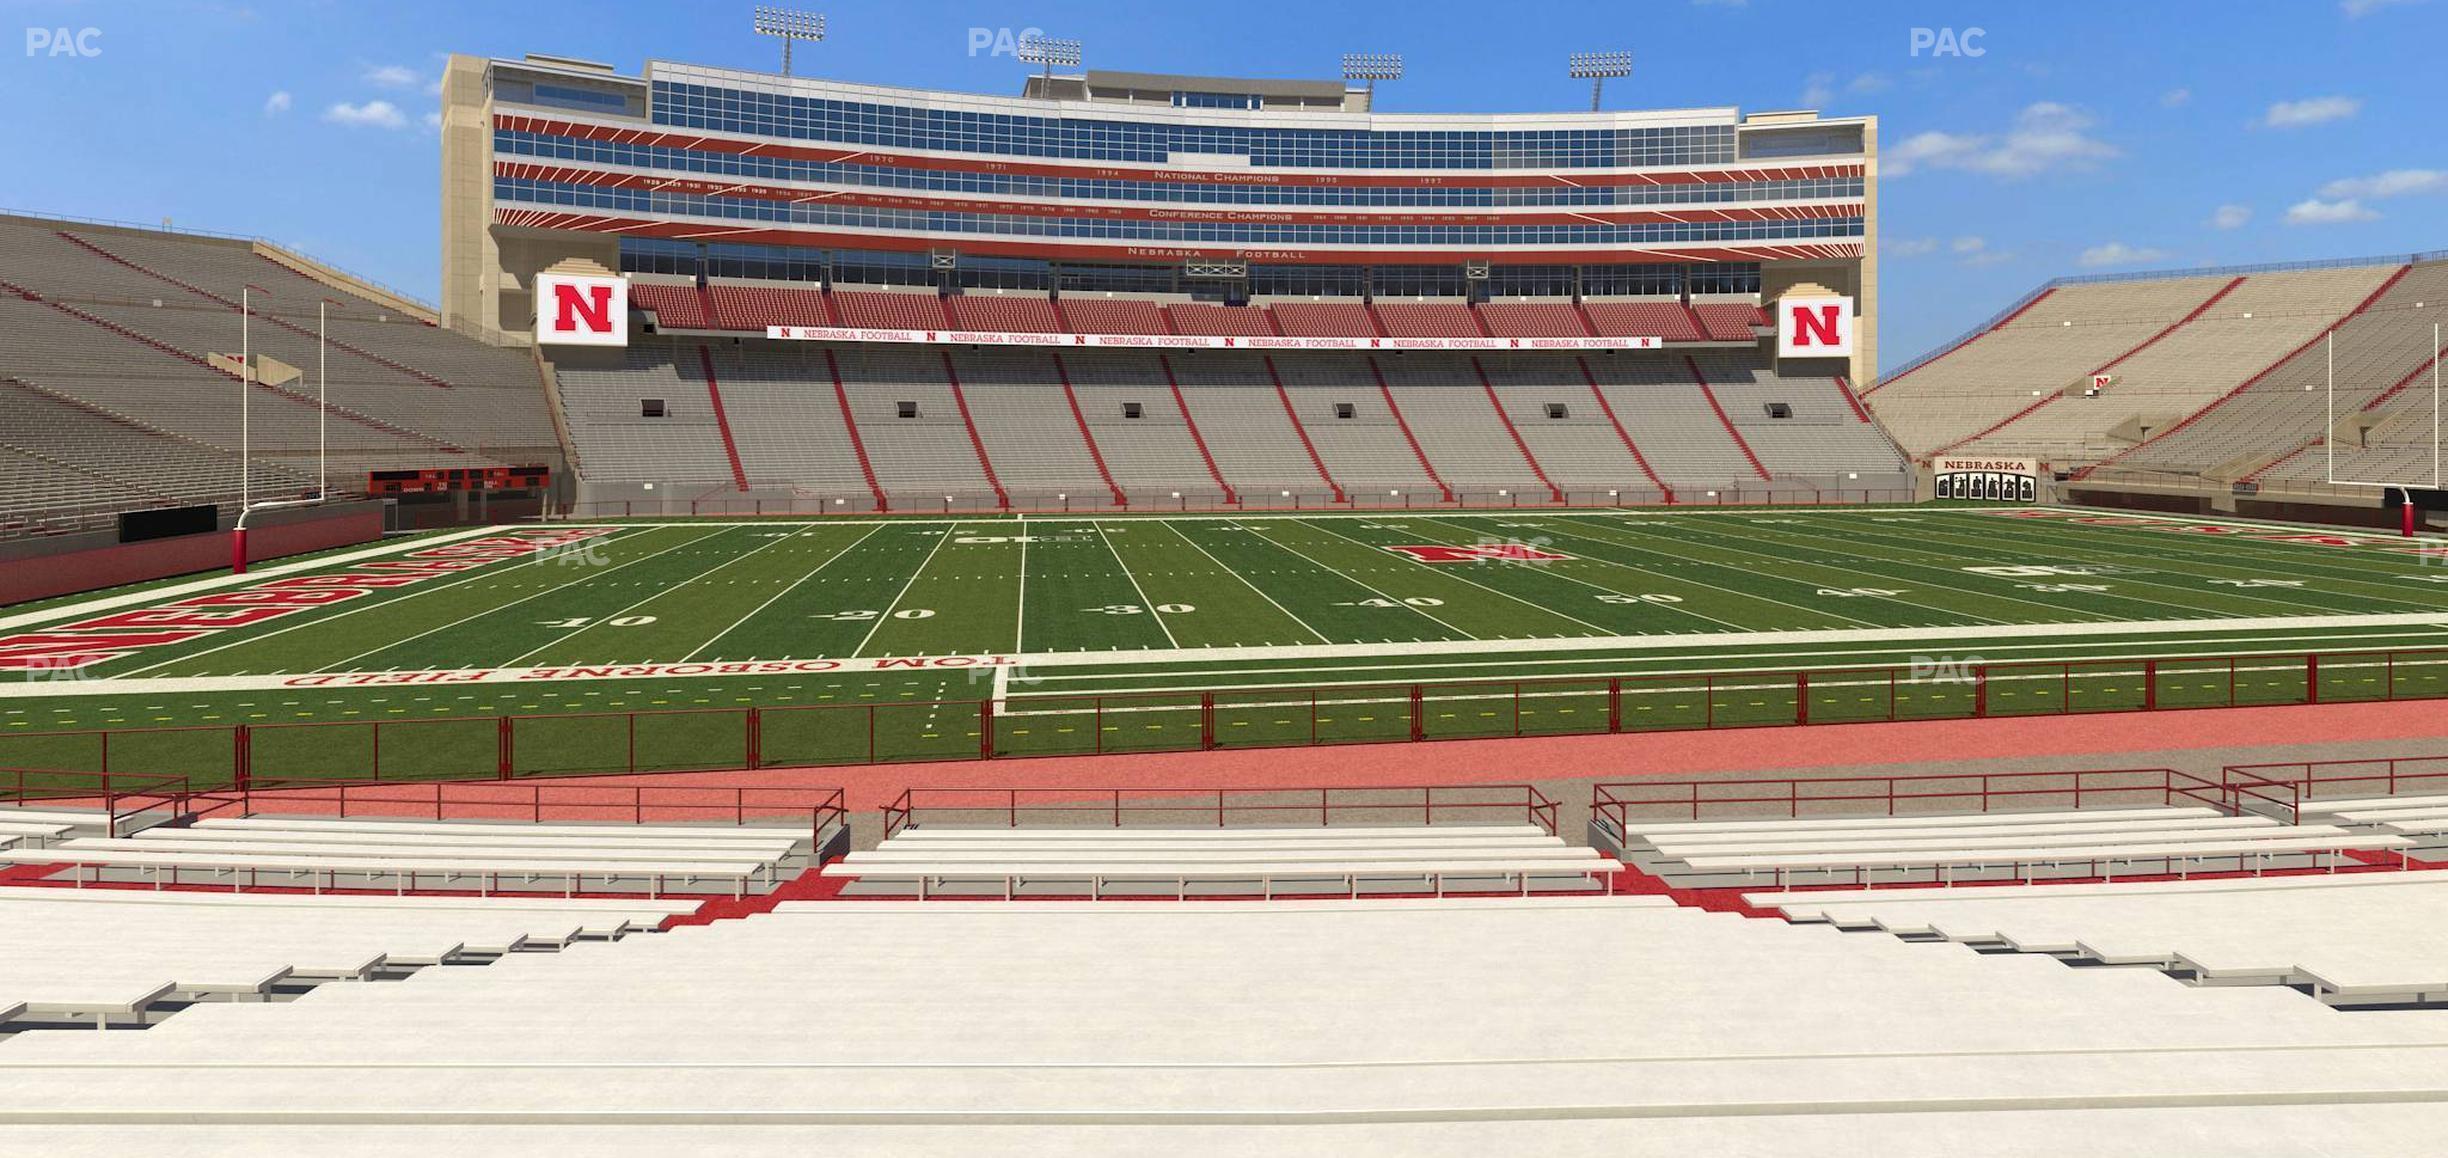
559,486,1917,519
880,784,1559,839
1590,767,2217,840
4,647,2443,793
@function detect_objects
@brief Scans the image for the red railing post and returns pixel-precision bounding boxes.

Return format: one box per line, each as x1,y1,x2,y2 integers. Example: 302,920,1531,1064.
627,713,638,774
1795,671,1810,725
980,700,994,759
1201,691,1217,750
2307,654,2322,704
2144,660,2158,710
233,724,251,792
1409,685,1425,742
746,707,762,770
1607,677,1622,733
496,715,513,779
1973,665,1990,716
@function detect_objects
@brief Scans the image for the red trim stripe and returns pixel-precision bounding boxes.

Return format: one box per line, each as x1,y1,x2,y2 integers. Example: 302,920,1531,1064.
1264,355,1346,504
1578,356,1672,503
1470,356,1563,504
820,348,888,512
1050,351,1127,508
695,345,751,492
1160,354,1237,505
937,351,1008,508
1366,356,1454,503
1687,355,1771,481
1865,286,2057,397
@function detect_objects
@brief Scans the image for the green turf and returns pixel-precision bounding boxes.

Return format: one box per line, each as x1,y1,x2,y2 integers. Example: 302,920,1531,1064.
5,506,2446,787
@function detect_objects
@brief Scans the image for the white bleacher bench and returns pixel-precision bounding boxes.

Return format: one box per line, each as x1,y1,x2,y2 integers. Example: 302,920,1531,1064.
1621,807,2224,838
0,821,74,848
0,847,772,899
2297,795,2448,817
824,855,1623,900
1645,823,2337,859
129,830,800,860
1677,833,2411,887
93,835,797,871
1625,814,2266,850
198,817,810,845
841,847,1613,868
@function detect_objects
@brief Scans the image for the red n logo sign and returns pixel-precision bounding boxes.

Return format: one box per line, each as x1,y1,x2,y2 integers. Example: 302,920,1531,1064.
1788,304,1841,348
533,274,629,347
1776,295,1854,358
552,283,615,335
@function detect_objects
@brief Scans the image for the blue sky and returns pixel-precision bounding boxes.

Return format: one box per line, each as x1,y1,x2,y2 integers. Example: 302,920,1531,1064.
1,0,2439,370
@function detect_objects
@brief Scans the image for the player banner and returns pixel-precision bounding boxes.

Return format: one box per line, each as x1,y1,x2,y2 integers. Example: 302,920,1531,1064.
1932,456,2040,503
764,326,1662,352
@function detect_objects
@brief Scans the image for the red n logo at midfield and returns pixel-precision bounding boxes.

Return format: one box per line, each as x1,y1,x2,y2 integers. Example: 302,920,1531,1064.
1386,544,1571,564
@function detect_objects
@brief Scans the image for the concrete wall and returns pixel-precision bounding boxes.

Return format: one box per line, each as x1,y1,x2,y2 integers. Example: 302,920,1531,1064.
0,502,385,607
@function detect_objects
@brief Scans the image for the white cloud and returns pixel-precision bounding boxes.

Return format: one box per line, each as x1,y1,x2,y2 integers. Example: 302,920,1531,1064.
323,100,407,129
262,90,291,116
363,64,419,89
2317,169,2448,199
2343,0,2424,16
2263,96,2361,128
2078,242,2172,268
1692,0,1747,6
1800,71,1887,109
2286,197,2382,224
423,110,443,131
1961,249,2016,269
1885,102,2119,179
1884,236,1939,258
2208,204,2252,229
1950,236,1987,255
2160,87,2192,108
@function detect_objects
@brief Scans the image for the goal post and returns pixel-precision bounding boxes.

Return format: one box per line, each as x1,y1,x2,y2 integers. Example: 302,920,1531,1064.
2325,321,2443,537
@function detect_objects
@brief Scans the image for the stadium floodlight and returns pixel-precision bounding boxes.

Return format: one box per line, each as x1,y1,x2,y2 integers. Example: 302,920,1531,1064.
1341,52,1403,104
752,7,826,77
1568,51,1632,112
1018,33,1082,87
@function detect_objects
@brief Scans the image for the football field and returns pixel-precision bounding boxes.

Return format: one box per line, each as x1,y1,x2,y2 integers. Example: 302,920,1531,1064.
6,505,2448,782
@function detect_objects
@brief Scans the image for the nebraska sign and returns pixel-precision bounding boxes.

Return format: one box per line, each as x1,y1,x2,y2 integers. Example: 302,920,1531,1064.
535,273,629,346
1777,295,1855,359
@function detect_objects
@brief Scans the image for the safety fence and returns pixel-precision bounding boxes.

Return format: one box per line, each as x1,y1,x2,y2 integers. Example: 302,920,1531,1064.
1590,767,2220,844
2220,755,2448,824
562,484,1916,520
879,784,1560,840
4,647,2444,794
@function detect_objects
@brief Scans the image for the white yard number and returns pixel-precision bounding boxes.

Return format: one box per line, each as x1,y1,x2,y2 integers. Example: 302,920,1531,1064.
1816,587,1905,598
811,609,936,621
1597,593,1684,605
1084,604,1196,615
1346,596,1445,608
2017,583,2112,594
2210,579,2305,589
537,615,657,628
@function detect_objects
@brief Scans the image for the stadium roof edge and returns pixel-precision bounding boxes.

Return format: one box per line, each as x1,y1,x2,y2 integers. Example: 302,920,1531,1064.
547,57,1768,126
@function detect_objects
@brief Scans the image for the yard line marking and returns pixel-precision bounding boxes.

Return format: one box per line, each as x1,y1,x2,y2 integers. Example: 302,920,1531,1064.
1937,512,2448,610
856,525,954,656
1551,513,2010,628
114,526,667,678
1236,521,1474,638
1409,514,1755,634
680,524,885,662
1151,519,1330,645
501,526,793,667
1301,517,1618,636
1096,521,1178,650
1015,515,1030,656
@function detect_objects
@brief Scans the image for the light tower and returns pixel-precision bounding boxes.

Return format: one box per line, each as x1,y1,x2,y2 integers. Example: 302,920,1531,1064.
752,7,825,77
1340,53,1403,108
1017,32,1081,89
1568,51,1632,112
